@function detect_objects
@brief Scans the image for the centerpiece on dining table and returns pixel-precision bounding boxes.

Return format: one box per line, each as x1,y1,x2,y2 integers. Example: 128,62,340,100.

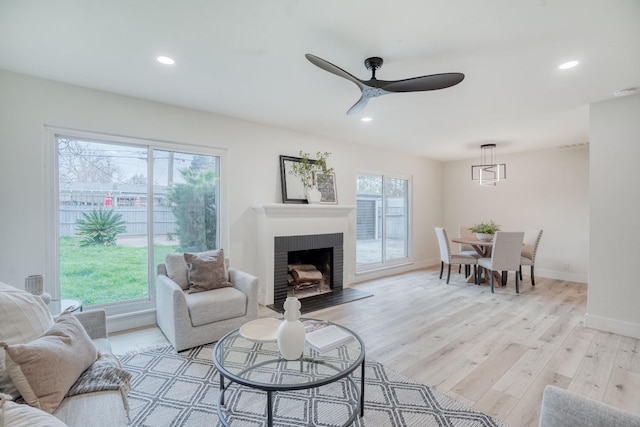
469,220,501,242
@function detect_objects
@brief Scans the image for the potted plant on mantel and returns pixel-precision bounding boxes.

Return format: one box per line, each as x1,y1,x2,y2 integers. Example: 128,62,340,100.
469,220,501,242
289,151,334,204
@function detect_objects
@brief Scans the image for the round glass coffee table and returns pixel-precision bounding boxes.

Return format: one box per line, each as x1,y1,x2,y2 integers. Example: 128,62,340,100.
212,319,365,427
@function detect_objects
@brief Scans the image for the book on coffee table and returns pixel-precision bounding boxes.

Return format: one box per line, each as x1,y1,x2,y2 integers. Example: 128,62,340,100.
305,324,354,353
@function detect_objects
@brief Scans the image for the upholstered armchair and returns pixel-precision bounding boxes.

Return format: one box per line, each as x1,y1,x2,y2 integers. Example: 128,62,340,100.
156,253,258,351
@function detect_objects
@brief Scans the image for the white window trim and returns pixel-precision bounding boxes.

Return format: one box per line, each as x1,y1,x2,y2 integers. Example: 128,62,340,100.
44,125,228,316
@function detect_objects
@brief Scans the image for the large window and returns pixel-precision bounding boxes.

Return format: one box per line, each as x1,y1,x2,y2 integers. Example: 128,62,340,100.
356,173,410,271
48,129,224,314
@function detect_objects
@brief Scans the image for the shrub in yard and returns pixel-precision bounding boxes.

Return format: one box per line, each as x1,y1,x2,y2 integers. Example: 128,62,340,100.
76,208,126,246
168,168,216,252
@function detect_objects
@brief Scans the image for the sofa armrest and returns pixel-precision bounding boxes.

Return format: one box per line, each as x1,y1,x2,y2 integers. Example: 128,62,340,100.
73,310,107,340
539,385,640,427
229,268,258,320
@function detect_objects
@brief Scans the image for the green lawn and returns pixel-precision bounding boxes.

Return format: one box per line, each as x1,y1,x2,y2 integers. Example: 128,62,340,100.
59,237,178,305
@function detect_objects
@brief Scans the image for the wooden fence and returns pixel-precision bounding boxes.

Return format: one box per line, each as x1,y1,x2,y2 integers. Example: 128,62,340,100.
59,206,177,237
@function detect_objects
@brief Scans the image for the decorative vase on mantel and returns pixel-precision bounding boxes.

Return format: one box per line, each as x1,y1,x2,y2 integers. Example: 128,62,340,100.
306,186,322,204
476,233,494,242
277,297,306,360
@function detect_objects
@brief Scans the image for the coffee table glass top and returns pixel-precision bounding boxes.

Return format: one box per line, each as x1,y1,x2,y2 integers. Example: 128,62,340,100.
213,319,365,390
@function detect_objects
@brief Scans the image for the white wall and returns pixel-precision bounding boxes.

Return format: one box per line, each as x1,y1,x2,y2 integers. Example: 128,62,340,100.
587,94,640,339
0,70,442,299
442,146,590,283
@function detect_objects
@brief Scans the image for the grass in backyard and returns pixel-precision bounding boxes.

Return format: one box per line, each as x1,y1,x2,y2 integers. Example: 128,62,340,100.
59,237,178,305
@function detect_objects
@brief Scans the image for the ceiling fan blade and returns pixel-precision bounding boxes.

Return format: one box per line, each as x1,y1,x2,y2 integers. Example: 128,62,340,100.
380,73,465,92
305,54,366,90
346,95,369,115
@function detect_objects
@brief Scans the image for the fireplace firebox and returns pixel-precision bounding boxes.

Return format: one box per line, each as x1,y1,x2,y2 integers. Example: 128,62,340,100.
273,233,343,308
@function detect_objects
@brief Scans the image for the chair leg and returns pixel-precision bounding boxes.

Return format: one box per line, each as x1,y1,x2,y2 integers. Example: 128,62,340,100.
519,265,523,280
515,270,520,293
490,271,495,293
501,271,507,287
439,262,444,279
458,265,461,274
473,265,478,285
531,265,535,287
446,264,451,284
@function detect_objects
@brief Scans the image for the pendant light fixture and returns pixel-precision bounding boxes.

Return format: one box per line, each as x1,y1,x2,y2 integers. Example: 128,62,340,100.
471,144,506,186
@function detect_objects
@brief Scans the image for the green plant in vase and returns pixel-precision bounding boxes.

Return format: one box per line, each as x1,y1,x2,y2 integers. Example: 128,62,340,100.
469,220,501,241
289,151,334,203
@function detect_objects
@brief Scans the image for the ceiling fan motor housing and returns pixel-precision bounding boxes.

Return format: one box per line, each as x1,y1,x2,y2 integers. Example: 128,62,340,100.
364,57,383,71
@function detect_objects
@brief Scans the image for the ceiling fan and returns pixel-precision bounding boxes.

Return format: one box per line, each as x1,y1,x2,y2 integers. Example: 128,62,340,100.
305,53,465,115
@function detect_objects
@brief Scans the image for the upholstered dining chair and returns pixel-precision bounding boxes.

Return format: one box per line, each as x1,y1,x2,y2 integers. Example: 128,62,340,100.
435,227,478,284
478,231,525,293
519,229,543,287
458,225,481,275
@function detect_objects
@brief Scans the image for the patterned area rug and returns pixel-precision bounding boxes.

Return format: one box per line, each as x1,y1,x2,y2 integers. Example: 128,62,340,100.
119,344,507,427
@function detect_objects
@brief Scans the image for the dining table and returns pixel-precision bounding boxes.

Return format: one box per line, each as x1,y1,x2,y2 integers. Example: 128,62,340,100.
450,236,498,284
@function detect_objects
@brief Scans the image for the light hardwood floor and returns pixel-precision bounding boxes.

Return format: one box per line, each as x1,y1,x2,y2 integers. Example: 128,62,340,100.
110,266,640,426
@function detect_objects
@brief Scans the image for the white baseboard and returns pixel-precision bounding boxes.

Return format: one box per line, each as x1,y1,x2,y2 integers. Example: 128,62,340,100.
534,268,588,284
107,308,157,334
348,258,434,285
585,313,640,340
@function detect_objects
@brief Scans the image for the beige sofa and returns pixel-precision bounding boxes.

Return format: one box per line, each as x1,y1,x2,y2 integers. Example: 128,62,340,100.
0,283,128,427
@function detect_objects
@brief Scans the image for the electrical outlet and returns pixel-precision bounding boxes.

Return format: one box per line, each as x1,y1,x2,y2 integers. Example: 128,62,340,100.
563,263,570,270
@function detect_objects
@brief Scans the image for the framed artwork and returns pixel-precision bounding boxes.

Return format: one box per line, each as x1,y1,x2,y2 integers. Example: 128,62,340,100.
315,171,338,204
280,155,317,204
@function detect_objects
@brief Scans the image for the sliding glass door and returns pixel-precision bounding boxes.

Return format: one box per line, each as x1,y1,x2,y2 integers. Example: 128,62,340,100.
53,131,223,313
356,173,410,271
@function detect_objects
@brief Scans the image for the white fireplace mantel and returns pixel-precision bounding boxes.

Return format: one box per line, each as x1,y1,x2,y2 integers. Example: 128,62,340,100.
252,203,356,305
252,204,356,218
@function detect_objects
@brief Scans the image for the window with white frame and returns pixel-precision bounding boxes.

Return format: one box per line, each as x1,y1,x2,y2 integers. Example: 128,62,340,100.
47,129,225,314
356,173,410,271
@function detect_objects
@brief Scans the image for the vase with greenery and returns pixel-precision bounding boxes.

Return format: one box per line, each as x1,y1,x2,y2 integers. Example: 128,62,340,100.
469,220,500,241
289,151,334,203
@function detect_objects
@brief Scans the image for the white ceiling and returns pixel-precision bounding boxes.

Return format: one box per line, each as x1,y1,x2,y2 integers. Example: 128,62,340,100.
1,0,639,161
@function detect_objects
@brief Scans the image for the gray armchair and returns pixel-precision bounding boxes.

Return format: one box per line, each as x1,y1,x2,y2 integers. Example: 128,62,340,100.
156,263,258,351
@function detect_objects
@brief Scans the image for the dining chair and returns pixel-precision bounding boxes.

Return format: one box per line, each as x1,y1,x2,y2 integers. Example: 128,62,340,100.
478,231,525,293
519,229,543,287
435,227,478,284
458,225,481,276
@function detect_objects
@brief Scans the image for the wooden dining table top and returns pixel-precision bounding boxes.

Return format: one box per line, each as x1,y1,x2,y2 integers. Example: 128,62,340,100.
450,237,494,246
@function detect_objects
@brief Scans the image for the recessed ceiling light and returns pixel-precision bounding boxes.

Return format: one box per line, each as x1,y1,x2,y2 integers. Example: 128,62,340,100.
361,117,373,122
614,87,638,97
558,60,579,70
157,56,175,65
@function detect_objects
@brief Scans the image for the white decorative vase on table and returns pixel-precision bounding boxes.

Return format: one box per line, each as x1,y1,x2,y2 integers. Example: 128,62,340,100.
306,186,322,204
476,233,494,242
277,297,306,360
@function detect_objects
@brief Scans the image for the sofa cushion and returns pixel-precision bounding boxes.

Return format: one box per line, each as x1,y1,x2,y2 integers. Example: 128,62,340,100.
1,314,98,414
0,399,68,427
164,253,190,290
184,249,232,293
185,287,247,327
0,282,54,399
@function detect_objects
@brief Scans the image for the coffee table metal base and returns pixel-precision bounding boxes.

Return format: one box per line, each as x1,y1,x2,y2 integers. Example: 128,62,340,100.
216,357,365,427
